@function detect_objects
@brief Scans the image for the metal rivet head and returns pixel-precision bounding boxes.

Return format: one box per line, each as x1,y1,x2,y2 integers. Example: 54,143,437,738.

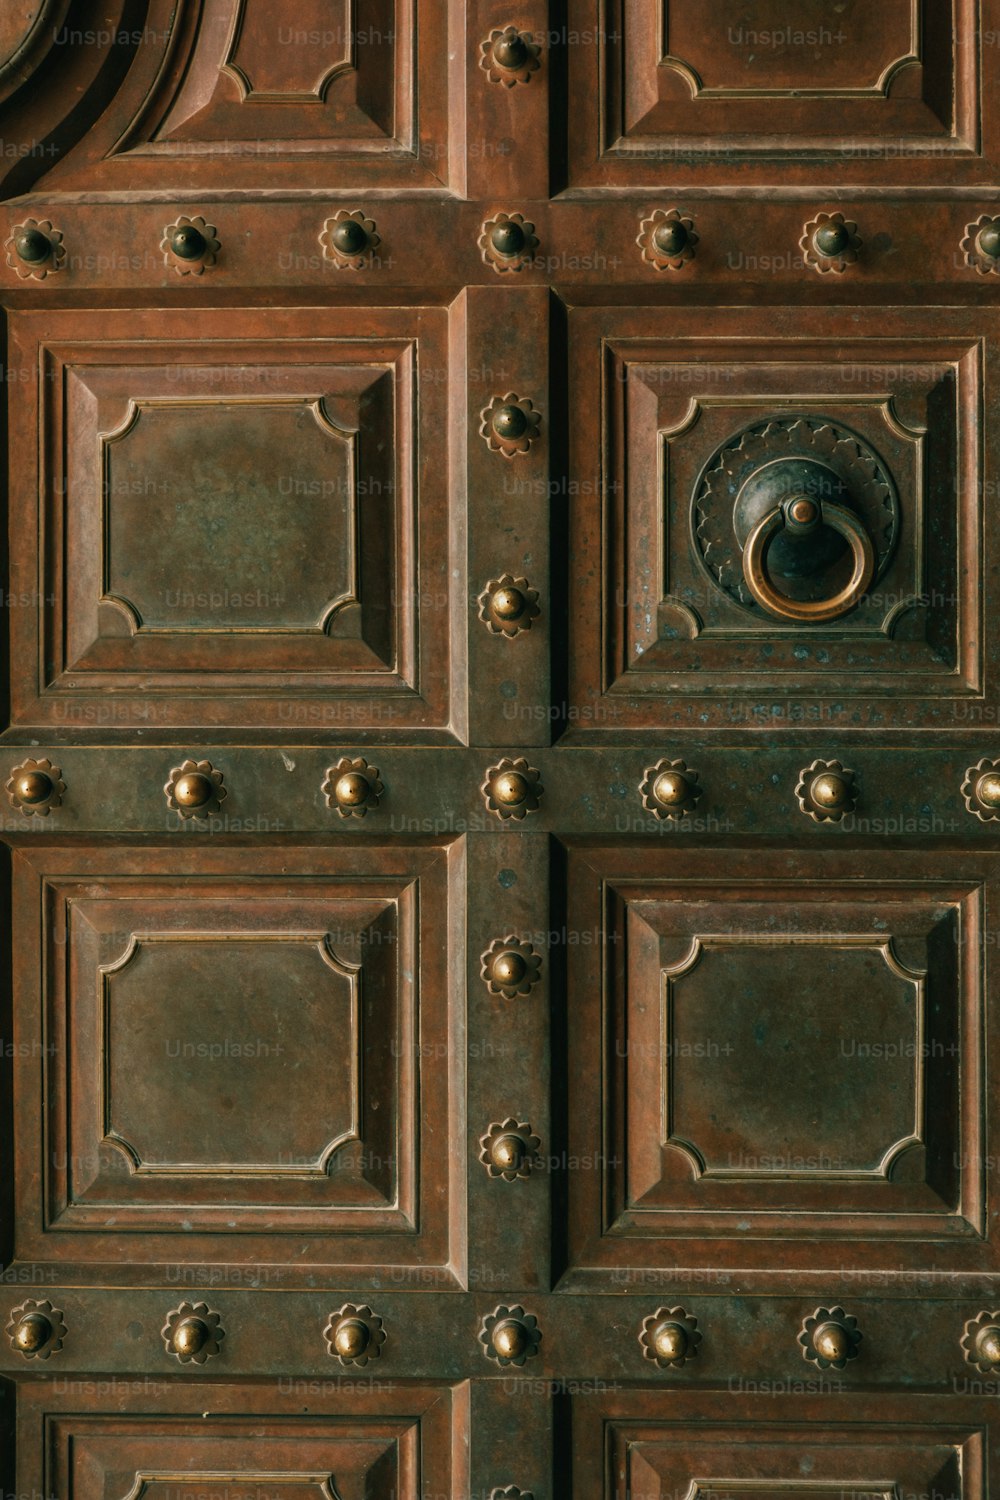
334,771,370,807
491,221,526,257
493,32,529,69
16,771,53,804
976,772,1000,809
490,1134,525,1173
492,1318,528,1360
492,950,527,986
172,1317,209,1357
332,220,368,255
654,221,688,256
798,1306,860,1368
14,228,50,263
810,772,851,810
653,770,689,806
788,496,819,526
492,404,529,440
13,1313,51,1353
977,1325,1000,1365
494,770,529,805
652,1321,688,1362
490,585,527,621
813,1321,849,1362
813,222,851,257
170,225,207,260
978,225,1000,259
173,772,214,808
333,1317,370,1360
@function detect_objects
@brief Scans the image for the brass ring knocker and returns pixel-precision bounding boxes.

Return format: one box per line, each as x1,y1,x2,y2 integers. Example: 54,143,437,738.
742,494,875,623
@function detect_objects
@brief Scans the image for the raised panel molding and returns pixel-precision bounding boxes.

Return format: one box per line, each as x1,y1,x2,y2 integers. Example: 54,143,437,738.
28,1384,462,1500
6,305,461,737
9,840,465,1287
561,843,989,1286
565,306,986,734
565,0,983,188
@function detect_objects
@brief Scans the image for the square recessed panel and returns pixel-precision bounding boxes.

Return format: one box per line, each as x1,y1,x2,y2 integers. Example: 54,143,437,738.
565,305,986,733
568,1394,981,1500
565,0,985,188
561,843,991,1284
26,1382,461,1500
10,841,464,1285
36,0,456,193
7,305,461,736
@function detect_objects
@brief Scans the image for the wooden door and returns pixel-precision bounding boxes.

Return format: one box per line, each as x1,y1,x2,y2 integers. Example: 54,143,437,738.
0,3,999,1497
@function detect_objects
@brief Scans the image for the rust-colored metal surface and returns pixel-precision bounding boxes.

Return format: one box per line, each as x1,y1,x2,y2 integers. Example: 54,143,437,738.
2,3,1000,1496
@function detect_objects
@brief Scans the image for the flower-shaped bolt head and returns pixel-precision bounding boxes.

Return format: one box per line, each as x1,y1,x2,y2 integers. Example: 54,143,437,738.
324,1303,386,1366
479,574,541,635
164,759,227,819
322,756,383,818
798,1306,861,1369
480,1118,541,1180
795,759,857,822
6,757,64,817
320,209,380,269
481,935,542,998
640,1306,701,1369
161,215,220,275
800,212,861,273
480,394,542,458
6,1300,66,1359
162,1301,225,1364
479,213,538,273
637,208,698,270
480,27,541,85
962,215,1000,274
479,1305,542,1366
482,757,543,819
640,759,702,820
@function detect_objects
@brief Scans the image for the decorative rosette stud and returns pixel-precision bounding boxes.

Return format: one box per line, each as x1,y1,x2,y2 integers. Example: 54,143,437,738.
962,759,1000,821
479,1117,541,1180
320,209,380,269
800,212,861,274
322,756,383,818
5,218,65,278
637,208,698,270
161,215,219,275
479,573,540,635
480,394,541,459
324,1303,386,1366
480,27,541,86
480,1304,541,1366
162,1301,224,1364
6,757,64,817
479,212,538,273
482,757,543,820
961,215,1000,275
481,935,542,998
6,1300,66,1359
164,758,227,819
798,1306,861,1369
962,1311,1000,1372
640,1306,701,1369
795,758,857,823
640,759,702,820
